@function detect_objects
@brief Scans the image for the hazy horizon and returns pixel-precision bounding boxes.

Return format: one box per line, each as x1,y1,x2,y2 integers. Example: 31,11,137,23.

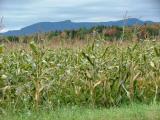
1,0,160,32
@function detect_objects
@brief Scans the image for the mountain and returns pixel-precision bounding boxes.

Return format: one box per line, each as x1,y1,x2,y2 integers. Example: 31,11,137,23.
1,18,156,36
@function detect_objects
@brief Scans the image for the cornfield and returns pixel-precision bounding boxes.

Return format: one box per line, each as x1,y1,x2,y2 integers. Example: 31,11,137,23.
0,40,160,111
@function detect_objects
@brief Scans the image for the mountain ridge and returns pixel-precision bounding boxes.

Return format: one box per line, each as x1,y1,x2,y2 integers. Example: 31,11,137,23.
1,18,158,36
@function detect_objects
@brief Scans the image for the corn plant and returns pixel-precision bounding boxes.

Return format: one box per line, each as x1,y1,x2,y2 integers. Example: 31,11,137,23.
0,40,160,111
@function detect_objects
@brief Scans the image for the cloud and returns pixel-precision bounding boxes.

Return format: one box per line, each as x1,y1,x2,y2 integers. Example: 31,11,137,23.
0,0,159,30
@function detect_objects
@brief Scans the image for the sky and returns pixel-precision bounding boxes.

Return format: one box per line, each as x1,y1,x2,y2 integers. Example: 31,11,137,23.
0,0,160,32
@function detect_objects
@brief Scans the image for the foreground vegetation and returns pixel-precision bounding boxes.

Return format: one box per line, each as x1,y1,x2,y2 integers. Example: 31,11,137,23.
1,16,160,119
0,40,160,111
1,103,160,120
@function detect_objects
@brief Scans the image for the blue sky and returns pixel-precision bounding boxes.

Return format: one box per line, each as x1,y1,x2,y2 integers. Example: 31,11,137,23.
0,0,160,32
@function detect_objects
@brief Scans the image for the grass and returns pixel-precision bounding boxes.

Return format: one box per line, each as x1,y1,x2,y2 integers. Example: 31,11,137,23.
1,103,160,120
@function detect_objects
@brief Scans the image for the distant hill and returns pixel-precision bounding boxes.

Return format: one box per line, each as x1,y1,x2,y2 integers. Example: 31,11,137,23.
1,18,156,36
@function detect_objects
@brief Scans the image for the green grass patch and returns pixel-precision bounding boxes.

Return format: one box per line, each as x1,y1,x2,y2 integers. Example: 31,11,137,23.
1,103,160,120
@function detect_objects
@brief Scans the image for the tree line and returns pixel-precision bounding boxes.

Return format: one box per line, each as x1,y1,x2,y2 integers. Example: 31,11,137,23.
1,23,160,43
